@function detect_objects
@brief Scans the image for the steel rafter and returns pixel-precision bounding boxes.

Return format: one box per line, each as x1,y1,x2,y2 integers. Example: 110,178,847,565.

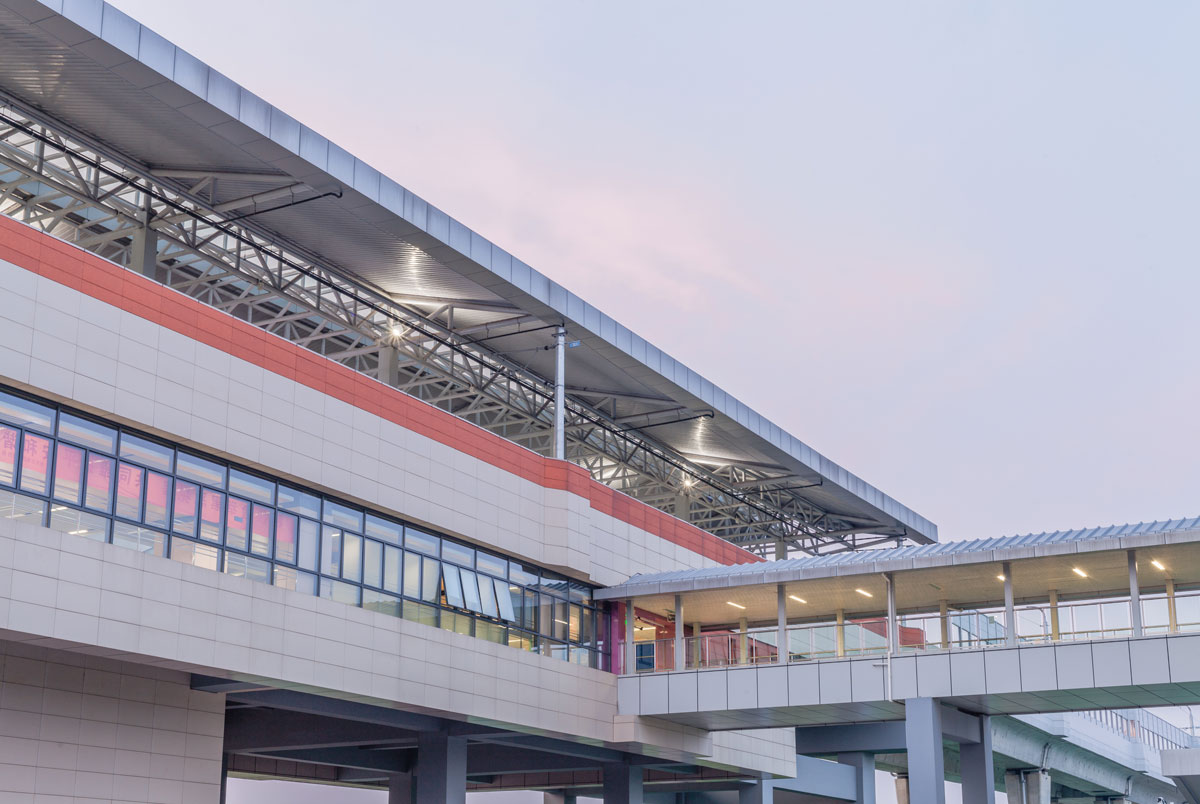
0,98,910,557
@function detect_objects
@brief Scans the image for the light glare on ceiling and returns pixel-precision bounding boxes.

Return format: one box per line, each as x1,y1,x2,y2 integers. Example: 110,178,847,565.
855,588,872,598
1072,567,1088,578
789,595,807,604
727,601,746,610
1151,559,1166,571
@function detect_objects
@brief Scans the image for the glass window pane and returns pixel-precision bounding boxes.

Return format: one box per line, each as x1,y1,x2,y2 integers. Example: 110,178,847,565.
119,433,173,472
569,604,582,642
144,472,171,529
522,589,538,630
319,578,361,606
224,552,271,584
364,514,402,545
298,518,319,571
363,589,402,618
115,463,144,521
273,566,318,595
403,552,421,598
321,527,341,576
172,481,199,536
200,490,225,544
509,562,538,586
49,506,108,542
20,433,51,495
404,601,438,628
0,425,17,486
363,539,383,588
494,578,517,622
170,537,220,570
404,527,439,556
554,600,569,641
0,390,54,433
112,523,165,557
421,557,440,604
476,551,506,578
460,568,483,613
383,545,401,594
225,496,249,550
443,564,465,608
58,413,116,453
538,594,554,637
342,532,362,582
442,541,473,567
477,573,498,618
228,469,274,504
52,443,84,504
323,500,363,532
569,583,592,604
278,485,320,519
250,505,273,557
275,512,298,564
84,454,114,512
441,609,473,636
177,452,225,488
0,490,44,523
508,631,536,652
476,620,506,645
273,566,315,594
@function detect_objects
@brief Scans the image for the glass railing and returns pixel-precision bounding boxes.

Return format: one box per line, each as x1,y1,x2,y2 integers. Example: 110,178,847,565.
620,591,1200,674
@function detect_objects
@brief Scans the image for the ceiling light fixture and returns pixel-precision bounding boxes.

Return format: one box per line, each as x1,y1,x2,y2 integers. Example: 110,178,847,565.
727,601,746,610
1151,559,1166,571
1072,567,1088,578
789,595,807,604
855,589,872,598
997,574,1006,582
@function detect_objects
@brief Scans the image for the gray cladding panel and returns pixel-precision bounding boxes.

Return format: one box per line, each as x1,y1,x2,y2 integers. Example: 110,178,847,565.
640,674,669,716
787,663,821,706
1090,641,1133,688
757,666,789,708
697,669,728,711
916,653,952,698
983,649,1022,694
950,651,986,697
1054,643,1095,690
1130,638,1172,685
727,667,758,710
668,672,699,714
819,661,853,704
1019,647,1058,692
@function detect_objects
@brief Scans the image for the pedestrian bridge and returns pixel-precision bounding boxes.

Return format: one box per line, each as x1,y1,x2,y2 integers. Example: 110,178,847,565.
599,518,1200,730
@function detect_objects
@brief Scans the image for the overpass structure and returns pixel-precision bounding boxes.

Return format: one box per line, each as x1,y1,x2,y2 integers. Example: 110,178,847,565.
0,2,1193,804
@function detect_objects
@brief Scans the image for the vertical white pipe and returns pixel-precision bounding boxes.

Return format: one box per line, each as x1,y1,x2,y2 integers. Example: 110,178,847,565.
1128,550,1143,637
1003,562,1016,647
553,326,566,460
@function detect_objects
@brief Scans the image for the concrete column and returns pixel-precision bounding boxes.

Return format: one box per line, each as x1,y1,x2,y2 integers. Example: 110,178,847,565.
674,594,685,671
959,715,994,804
1049,590,1060,641
738,617,749,664
1128,550,1143,637
939,600,949,649
415,732,467,804
1005,769,1050,804
541,793,576,804
675,492,689,522
1003,562,1016,646
904,698,945,804
777,584,787,664
602,763,643,804
388,773,414,803
1168,578,1178,632
625,599,636,674
893,775,909,804
774,539,787,560
885,573,898,654
692,621,703,667
738,780,772,804
837,752,876,804
129,196,158,279
378,345,399,387
836,609,846,658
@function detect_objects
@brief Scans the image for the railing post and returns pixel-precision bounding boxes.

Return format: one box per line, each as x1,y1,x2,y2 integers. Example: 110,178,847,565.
674,594,685,671
1129,550,1143,637
836,609,846,658
1168,579,1178,632
939,599,949,649
1049,590,1060,641
738,617,749,664
624,598,635,674
1002,562,1016,647
885,573,898,654
776,585,787,664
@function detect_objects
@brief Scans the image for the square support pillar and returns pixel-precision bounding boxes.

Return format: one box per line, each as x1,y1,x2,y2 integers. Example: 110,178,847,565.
602,763,644,804
1049,590,1060,641
738,780,772,804
904,698,945,804
837,752,876,804
1128,550,1143,637
415,732,467,804
1168,578,1178,631
738,617,749,664
893,775,909,804
1004,769,1050,804
777,584,787,663
836,609,846,657
959,715,994,804
625,599,636,674
939,600,949,649
1002,562,1016,646
388,773,414,804
379,345,399,387
885,573,898,654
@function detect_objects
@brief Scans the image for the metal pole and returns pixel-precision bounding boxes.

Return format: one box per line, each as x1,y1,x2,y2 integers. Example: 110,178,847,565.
624,598,635,674
553,326,566,460
1168,578,1178,632
939,600,949,649
777,585,787,664
1049,590,1060,641
885,573,898,655
1128,550,1143,637
674,594,685,671
1003,562,1016,647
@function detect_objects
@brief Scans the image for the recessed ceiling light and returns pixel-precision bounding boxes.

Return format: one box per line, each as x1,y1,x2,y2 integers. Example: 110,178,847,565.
727,601,746,610
789,595,807,604
855,589,873,598
1072,567,1088,578
1151,559,1166,571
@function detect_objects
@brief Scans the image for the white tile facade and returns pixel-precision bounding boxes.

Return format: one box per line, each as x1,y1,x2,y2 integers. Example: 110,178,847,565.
0,641,224,804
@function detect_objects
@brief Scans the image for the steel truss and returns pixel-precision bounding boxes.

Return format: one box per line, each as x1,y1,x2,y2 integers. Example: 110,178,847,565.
0,99,910,556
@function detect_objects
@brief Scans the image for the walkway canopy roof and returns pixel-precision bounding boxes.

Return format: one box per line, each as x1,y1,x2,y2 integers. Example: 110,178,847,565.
0,0,935,554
